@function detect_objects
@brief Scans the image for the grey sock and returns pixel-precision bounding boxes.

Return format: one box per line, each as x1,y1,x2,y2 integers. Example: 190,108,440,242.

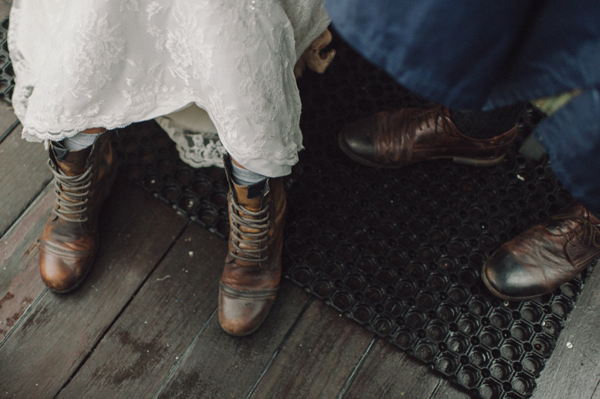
231,161,267,187
61,132,101,151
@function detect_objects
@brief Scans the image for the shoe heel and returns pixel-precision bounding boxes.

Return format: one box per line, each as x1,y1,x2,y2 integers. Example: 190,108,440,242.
452,154,505,167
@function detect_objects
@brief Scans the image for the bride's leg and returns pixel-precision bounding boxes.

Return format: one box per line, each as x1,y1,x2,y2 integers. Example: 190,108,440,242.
218,155,287,336
194,2,306,335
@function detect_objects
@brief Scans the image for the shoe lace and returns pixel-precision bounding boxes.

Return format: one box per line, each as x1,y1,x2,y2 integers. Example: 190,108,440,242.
50,159,93,222
229,199,270,263
397,106,451,139
551,213,600,248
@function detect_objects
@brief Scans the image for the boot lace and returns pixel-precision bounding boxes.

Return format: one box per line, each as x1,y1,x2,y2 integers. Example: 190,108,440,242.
550,212,600,266
551,213,600,248
229,199,270,263
381,107,450,156
50,160,93,222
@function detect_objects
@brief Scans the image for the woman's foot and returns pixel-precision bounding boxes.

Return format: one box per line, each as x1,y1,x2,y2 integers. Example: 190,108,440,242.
218,155,286,336
40,131,117,293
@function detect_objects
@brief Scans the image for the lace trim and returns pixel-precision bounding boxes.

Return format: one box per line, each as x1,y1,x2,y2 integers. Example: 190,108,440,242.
11,0,332,173
155,115,226,168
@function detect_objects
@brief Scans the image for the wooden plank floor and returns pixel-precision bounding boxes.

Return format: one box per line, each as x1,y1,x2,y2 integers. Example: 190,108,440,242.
3,105,600,399
2,7,600,399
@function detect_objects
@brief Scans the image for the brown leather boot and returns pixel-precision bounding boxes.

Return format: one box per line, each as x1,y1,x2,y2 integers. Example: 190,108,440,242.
482,203,600,301
338,106,517,168
40,132,117,293
219,156,286,336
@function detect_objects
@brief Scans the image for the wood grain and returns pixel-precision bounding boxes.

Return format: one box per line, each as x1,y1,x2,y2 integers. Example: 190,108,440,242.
0,178,188,398
154,281,313,399
430,380,472,399
531,267,600,399
56,223,226,398
249,300,374,399
0,102,18,143
342,339,442,399
0,0,11,19
0,125,53,238
0,184,52,342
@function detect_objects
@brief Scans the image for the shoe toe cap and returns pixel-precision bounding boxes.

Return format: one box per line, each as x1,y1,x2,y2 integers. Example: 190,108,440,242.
39,246,94,293
483,249,550,300
339,117,377,161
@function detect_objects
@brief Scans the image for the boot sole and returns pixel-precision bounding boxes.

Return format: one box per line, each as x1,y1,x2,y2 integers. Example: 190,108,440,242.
219,320,264,337
338,133,505,168
217,308,272,337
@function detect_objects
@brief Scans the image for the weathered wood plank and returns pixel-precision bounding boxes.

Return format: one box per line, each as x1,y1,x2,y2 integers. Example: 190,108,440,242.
342,339,442,399
430,380,472,399
0,102,18,143
0,125,53,238
249,300,374,399
56,223,226,398
0,183,52,341
0,0,10,19
154,281,313,399
0,177,188,398
531,268,600,399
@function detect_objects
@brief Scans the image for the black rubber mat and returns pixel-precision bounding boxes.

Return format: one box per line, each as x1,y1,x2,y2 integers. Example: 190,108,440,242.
0,18,13,103
280,36,586,399
1,17,591,398
109,39,587,399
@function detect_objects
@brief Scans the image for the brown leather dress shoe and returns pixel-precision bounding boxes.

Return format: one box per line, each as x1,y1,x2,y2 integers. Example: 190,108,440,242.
40,132,117,293
482,203,600,301
219,156,286,336
338,106,517,168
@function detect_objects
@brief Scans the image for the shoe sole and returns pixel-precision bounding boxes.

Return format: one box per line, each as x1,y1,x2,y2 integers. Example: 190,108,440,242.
338,132,506,169
218,320,263,337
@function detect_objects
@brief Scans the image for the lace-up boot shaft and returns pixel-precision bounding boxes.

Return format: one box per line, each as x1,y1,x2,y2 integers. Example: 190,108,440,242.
482,203,600,301
219,156,286,336
338,106,517,168
40,132,117,293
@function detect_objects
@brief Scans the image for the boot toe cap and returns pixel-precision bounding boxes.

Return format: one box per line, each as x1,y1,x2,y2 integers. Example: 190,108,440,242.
40,247,95,293
218,284,277,336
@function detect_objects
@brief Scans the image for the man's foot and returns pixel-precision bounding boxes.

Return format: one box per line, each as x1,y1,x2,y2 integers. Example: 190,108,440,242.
482,203,600,301
338,106,517,168
40,132,117,293
218,155,286,336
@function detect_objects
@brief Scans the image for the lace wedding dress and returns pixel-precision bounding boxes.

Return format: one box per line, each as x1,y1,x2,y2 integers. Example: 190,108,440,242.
8,0,332,175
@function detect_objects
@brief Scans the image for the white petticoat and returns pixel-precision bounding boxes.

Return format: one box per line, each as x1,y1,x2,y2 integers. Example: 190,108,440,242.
8,0,330,176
